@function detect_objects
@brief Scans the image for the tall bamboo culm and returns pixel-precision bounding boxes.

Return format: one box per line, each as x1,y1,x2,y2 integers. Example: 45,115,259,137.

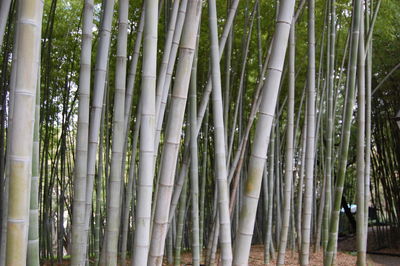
148,1,202,264
6,0,43,264
233,0,295,264
325,0,361,264
277,20,295,266
132,0,158,264
27,56,42,266
83,0,115,260
300,0,316,264
356,3,366,265
70,1,94,264
105,0,129,263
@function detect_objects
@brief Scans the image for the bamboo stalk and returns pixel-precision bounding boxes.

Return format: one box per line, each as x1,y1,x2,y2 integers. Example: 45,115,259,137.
233,0,295,263
277,20,295,266
6,0,43,264
132,0,158,263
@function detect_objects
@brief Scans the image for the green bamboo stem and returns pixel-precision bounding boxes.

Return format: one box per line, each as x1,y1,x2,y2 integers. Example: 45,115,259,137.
264,128,275,264
325,0,361,264
356,5,366,265
322,0,336,253
27,65,41,266
364,0,372,247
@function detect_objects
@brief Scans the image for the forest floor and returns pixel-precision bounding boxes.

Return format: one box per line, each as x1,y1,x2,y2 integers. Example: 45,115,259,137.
172,227,400,265
173,243,400,265
172,245,356,265
337,226,400,266
42,227,400,265
172,245,355,265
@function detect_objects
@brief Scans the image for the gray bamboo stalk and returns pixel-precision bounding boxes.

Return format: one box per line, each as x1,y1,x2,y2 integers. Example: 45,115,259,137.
5,0,43,264
277,21,295,266
199,108,208,261
227,2,256,166
155,0,181,118
154,0,188,155
227,1,259,224
311,2,328,251
275,120,282,244
27,67,41,266
84,0,115,257
206,191,220,265
131,0,158,264
224,26,233,154
168,138,190,225
300,0,316,264
124,6,144,138
121,106,141,263
228,0,306,188
189,27,201,266
196,0,240,126
364,0,372,247
98,75,112,264
227,48,271,186
0,6,19,261
264,129,275,265
167,227,174,264
208,0,233,263
174,178,188,266
232,0,296,263
325,0,361,264
256,0,262,75
297,112,307,250
104,0,128,263
151,0,188,234
148,1,202,264
322,0,336,253
315,128,326,253
119,5,144,202
209,220,220,265
70,1,94,264
166,0,241,224
206,198,218,265
94,93,106,265
356,5,366,265
119,5,145,263
263,167,269,264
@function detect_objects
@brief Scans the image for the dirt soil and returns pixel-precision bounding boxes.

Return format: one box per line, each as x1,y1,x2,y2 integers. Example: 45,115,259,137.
337,226,400,266
44,227,400,265
171,245,356,265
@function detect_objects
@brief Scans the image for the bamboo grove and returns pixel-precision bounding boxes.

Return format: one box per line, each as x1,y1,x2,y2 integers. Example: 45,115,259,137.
0,0,399,265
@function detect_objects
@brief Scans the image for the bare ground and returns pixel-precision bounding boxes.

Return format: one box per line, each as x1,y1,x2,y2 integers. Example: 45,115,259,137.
44,228,400,265
171,245,356,265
